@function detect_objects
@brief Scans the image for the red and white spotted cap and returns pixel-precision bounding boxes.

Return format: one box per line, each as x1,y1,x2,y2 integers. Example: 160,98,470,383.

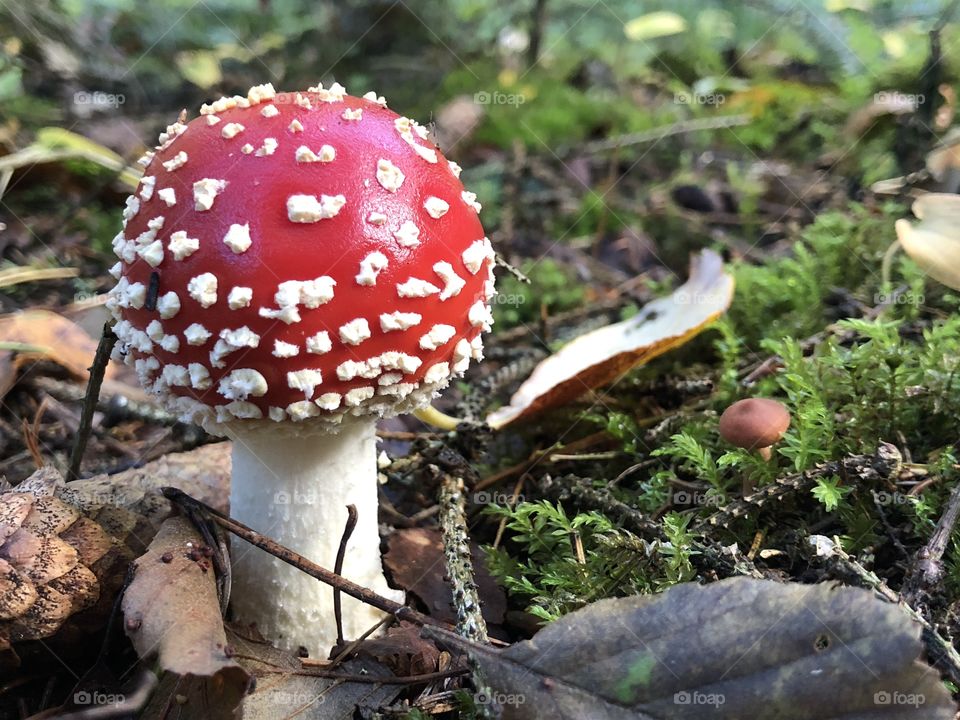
107,83,495,429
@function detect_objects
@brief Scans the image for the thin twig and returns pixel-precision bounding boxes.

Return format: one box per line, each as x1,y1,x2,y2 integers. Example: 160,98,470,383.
320,613,395,670
238,661,469,685
334,504,359,647
161,487,440,629
68,323,117,481
572,114,751,155
902,479,960,605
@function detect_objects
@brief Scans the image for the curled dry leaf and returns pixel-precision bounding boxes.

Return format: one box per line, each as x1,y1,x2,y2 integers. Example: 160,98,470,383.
0,310,121,400
843,90,920,139
427,577,956,719
895,193,960,291
926,129,960,185
122,516,248,696
355,621,442,677
487,250,734,429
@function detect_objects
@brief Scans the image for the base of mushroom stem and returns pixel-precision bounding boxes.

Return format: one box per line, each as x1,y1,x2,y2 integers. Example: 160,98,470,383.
225,415,404,656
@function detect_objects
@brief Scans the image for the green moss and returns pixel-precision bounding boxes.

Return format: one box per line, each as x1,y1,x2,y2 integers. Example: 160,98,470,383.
491,197,960,616
484,502,697,620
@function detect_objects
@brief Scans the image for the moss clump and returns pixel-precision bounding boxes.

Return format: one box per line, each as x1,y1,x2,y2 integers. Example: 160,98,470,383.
485,202,960,617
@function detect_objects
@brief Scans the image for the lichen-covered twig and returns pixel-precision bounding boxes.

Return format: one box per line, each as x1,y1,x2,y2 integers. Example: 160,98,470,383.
437,469,488,643
531,473,660,535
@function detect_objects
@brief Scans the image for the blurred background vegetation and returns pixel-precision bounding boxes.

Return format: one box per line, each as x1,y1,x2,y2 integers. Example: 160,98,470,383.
0,0,957,323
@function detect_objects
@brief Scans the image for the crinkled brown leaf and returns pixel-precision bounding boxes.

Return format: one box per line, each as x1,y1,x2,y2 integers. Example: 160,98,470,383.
486,250,734,429
122,516,247,704
428,577,956,719
355,620,441,677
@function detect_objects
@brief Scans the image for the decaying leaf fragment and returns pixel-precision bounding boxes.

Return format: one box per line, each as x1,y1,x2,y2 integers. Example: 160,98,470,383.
428,577,956,719
384,528,506,626
122,516,241,677
122,517,250,720
228,626,401,720
487,250,734,428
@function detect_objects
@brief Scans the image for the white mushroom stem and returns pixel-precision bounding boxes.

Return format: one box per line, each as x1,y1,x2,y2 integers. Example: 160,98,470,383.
226,416,404,655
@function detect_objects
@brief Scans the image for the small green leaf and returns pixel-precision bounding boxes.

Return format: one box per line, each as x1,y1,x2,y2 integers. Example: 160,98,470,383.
812,475,851,512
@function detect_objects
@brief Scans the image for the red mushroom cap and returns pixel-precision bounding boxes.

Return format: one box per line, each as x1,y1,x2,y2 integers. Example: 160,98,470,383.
108,84,495,428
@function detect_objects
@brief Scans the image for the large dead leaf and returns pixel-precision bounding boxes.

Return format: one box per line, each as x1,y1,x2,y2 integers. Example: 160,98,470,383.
384,528,506,626
428,577,956,719
0,310,121,400
355,620,442,677
487,250,734,429
122,516,248,713
65,441,232,525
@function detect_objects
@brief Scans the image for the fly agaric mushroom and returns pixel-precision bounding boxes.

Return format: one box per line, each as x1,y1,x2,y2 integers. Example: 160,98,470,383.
107,83,496,654
718,398,791,461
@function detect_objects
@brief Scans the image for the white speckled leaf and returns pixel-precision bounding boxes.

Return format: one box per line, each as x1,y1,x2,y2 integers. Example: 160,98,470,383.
486,250,734,429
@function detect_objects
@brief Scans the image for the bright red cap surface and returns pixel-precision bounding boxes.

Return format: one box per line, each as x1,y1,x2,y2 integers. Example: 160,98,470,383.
108,84,495,428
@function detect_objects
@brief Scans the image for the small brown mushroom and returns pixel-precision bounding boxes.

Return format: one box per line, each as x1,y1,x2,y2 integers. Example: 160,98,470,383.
719,398,791,461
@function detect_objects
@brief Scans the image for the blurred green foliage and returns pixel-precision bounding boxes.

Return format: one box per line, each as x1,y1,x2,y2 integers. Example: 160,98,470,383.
492,258,585,328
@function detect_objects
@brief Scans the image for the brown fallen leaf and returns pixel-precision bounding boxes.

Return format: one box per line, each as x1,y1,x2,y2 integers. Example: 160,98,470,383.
843,90,920,139
0,309,121,400
432,94,485,151
67,441,232,522
486,250,734,429
926,128,960,186
384,527,506,627
355,620,441,677
427,577,957,719
122,516,248,703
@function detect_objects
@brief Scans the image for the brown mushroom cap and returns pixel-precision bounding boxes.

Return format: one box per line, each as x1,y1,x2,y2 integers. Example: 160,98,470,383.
718,398,791,450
